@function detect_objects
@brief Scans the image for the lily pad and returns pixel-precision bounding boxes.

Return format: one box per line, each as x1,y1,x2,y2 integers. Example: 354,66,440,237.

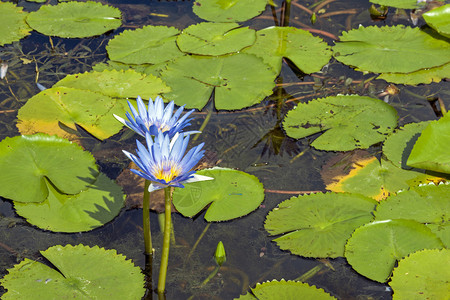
17,87,127,140
243,26,332,74
0,134,98,203
14,173,125,232
236,279,337,300
193,0,268,23
53,69,170,99
176,22,256,56
344,219,444,282
106,25,184,65
161,53,276,110
0,244,145,299
264,192,377,258
333,25,450,73
407,113,450,174
369,0,430,9
378,62,450,85
172,167,265,222
0,2,31,46
375,183,450,247
389,249,450,300
283,95,398,151
26,1,122,38
423,4,450,38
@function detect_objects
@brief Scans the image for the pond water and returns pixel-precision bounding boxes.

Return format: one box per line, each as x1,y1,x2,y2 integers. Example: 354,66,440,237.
0,0,448,299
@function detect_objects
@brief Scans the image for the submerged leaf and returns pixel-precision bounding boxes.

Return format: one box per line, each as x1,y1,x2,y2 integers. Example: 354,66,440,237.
0,2,31,46
193,0,268,23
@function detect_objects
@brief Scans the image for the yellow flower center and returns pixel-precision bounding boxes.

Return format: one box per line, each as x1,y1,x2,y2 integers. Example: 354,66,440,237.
154,161,181,182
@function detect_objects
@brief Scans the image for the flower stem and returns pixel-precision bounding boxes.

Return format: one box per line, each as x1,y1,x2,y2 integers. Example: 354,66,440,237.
143,180,153,256
157,187,172,294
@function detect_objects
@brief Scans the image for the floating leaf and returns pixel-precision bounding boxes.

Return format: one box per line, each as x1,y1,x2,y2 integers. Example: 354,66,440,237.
53,70,170,99
283,95,398,151
243,26,332,74
172,167,265,222
26,1,122,38
264,192,376,258
17,87,127,140
0,134,98,203
333,25,450,73
423,4,450,38
236,279,337,300
0,2,31,46
106,25,183,65
369,0,428,9
375,183,450,247
161,53,276,110
176,22,256,56
378,62,450,85
193,0,268,23
345,219,444,282
389,249,450,300
383,122,430,169
0,244,145,299
14,173,125,232
407,113,450,174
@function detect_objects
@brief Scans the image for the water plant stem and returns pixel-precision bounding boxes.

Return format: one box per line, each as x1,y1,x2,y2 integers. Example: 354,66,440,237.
199,265,221,287
185,222,212,264
143,180,153,256
281,0,291,27
157,187,173,294
193,108,213,142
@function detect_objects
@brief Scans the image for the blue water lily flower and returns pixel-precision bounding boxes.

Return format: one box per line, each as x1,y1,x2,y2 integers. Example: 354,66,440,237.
114,96,199,138
123,132,214,192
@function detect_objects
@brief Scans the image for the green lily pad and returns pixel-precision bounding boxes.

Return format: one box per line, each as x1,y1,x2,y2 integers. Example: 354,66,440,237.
236,279,337,300
369,0,430,9
0,134,98,203
0,2,31,46
193,0,268,23
243,26,332,74
92,60,164,77
344,219,444,282
17,87,127,140
14,173,125,232
389,249,450,300
375,183,450,247
378,62,450,85
264,192,376,258
106,25,184,65
161,53,276,110
407,113,450,174
176,22,256,56
283,95,398,151
423,4,450,38
53,70,170,99
383,122,430,169
0,244,145,299
26,1,122,38
333,25,450,73
172,167,264,222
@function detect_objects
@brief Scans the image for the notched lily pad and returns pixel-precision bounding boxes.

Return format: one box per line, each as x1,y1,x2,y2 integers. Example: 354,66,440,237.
193,0,268,23
423,4,450,38
0,2,31,46
0,244,145,299
0,134,98,203
283,95,398,151
378,62,450,85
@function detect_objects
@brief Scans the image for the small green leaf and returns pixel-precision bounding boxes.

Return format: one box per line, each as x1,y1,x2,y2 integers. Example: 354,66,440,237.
0,2,31,46
193,0,268,23
172,167,265,221
423,4,450,38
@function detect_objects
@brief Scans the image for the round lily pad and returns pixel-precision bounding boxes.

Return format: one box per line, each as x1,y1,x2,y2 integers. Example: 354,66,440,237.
177,22,256,56
333,25,450,73
0,134,98,203
243,26,332,74
378,62,450,85
172,167,265,222
193,0,268,23
26,1,122,38
106,25,183,65
0,244,145,299
14,173,125,232
423,4,450,38
0,2,31,46
283,95,398,151
389,249,450,300
344,219,444,282
161,53,276,110
264,192,377,258
236,279,337,300
17,87,127,141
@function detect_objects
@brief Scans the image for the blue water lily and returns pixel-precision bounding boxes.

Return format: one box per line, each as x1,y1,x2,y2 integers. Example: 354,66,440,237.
114,96,199,138
123,132,213,192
